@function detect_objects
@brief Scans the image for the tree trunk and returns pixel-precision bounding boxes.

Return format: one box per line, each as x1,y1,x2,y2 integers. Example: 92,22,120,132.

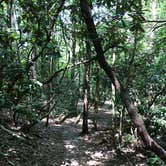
93,65,99,130
111,49,116,146
82,39,90,134
31,48,37,80
71,8,76,80
80,0,166,161
119,106,125,144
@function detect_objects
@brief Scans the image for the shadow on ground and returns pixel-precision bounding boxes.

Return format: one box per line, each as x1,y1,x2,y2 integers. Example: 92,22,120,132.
0,105,148,166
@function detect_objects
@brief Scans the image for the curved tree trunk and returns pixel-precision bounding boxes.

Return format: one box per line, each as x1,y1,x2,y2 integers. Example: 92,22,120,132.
80,0,166,161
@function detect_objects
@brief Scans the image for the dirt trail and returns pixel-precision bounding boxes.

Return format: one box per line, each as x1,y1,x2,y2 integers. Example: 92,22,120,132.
0,103,147,166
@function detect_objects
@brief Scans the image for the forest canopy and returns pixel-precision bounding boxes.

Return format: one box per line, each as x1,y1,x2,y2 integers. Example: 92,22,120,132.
0,0,166,164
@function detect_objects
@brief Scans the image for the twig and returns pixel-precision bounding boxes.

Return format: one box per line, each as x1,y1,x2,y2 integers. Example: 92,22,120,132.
144,20,166,23
0,124,26,141
75,112,83,124
148,85,166,109
117,149,134,166
153,23,166,31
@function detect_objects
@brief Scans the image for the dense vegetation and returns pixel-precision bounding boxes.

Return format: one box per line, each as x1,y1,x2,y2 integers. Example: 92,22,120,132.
0,0,166,164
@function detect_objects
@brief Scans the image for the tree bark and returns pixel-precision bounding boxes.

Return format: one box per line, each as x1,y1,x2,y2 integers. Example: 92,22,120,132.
71,7,76,80
111,49,116,146
82,39,91,134
80,0,166,161
93,65,99,130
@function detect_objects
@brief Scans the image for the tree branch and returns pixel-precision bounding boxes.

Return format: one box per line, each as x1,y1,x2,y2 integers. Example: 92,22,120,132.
144,20,166,23
153,23,166,31
26,0,66,71
148,85,166,109
43,56,97,84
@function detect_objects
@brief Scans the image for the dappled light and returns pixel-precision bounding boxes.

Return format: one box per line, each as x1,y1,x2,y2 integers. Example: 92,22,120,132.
0,0,166,165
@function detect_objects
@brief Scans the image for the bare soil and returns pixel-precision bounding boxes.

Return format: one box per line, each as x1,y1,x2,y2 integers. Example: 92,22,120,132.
0,104,149,166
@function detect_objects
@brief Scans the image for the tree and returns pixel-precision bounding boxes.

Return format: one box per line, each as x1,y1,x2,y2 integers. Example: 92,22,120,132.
82,39,91,134
80,0,166,161
0,0,165,163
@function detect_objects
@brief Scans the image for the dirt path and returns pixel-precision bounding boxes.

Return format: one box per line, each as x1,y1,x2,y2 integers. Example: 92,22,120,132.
0,104,148,166
60,109,114,166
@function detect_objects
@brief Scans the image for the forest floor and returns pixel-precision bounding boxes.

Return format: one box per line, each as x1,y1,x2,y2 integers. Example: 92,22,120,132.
0,101,150,166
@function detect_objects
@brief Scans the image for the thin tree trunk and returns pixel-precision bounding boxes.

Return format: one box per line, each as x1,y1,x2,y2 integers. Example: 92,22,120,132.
7,0,13,51
111,49,116,146
71,8,76,80
31,48,37,80
80,0,166,161
82,39,90,134
93,65,99,130
119,106,125,144
46,57,54,127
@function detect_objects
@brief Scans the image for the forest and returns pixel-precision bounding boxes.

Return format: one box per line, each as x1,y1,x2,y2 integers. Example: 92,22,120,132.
0,0,166,165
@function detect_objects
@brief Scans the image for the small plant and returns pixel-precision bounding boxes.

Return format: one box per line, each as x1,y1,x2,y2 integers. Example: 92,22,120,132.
124,134,133,146
146,153,165,166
